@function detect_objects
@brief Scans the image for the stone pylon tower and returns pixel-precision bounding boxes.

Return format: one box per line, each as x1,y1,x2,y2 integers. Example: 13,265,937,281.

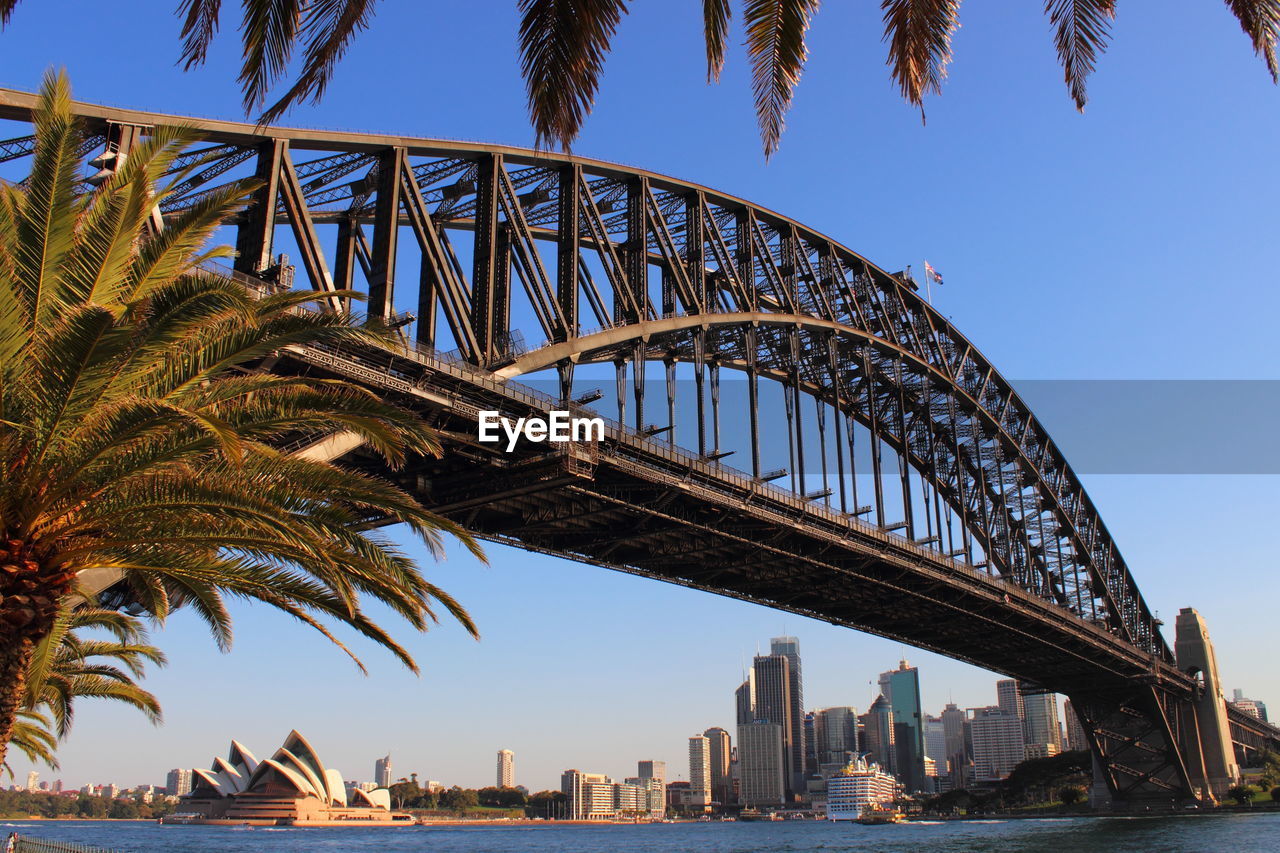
1174,607,1239,800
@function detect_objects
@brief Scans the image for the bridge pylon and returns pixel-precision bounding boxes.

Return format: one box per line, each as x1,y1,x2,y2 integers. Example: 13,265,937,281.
1174,607,1240,802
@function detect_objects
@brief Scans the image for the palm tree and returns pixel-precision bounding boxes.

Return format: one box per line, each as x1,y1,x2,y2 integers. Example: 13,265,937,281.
24,607,166,739
4,607,164,776
0,71,482,768
4,1,1276,156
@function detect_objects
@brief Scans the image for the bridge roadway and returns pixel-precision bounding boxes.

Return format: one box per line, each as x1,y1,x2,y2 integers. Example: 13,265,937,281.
286,329,1190,700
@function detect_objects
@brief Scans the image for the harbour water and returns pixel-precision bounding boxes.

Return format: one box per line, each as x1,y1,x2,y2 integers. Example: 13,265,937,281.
5,815,1280,853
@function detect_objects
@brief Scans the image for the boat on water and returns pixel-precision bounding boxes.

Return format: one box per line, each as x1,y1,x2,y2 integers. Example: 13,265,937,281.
737,809,782,821
855,806,906,825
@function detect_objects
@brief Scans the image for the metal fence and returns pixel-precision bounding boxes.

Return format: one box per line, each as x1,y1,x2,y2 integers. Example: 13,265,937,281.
12,835,120,853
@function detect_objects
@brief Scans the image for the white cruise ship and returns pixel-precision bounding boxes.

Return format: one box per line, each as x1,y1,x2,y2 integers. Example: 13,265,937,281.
825,757,900,821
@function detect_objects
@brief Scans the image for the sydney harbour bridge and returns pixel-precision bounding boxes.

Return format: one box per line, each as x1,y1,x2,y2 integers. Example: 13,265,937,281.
1,89,1276,807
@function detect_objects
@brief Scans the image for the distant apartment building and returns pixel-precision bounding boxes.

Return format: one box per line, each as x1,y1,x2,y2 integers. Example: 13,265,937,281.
1232,689,1269,723
497,749,515,788
703,727,733,805
374,754,392,789
688,735,711,808
25,771,38,792
561,770,614,820
970,706,1025,782
623,777,666,818
166,768,193,798
737,721,786,806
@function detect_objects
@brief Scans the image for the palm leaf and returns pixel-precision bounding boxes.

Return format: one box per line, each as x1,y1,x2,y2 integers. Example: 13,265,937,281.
744,0,821,159
237,0,305,113
1044,0,1116,111
1224,0,1280,82
704,0,732,82
518,0,630,151
177,0,223,69
881,0,961,120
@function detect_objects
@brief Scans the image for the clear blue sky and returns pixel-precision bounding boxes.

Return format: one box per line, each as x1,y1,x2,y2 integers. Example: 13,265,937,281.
1,1,1277,793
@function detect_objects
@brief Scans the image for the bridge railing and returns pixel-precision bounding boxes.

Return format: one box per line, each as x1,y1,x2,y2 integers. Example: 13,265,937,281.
11,835,120,853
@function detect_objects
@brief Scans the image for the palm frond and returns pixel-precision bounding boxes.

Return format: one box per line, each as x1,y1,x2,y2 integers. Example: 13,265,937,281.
703,0,732,82
177,0,223,69
256,0,382,125
237,0,305,113
7,711,59,772
881,0,961,120
518,0,630,151
744,0,821,159
1044,0,1116,111
1224,0,1280,82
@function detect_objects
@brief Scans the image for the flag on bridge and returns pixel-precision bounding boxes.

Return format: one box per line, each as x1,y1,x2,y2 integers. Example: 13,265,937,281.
924,260,943,286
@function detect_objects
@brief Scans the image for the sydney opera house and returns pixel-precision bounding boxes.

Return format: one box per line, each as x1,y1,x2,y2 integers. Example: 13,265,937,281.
171,730,413,826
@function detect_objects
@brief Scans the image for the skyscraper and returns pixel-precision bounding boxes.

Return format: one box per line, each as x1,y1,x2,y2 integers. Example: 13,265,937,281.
996,679,1024,720
737,721,786,806
688,735,711,808
1063,700,1088,752
881,660,926,792
813,707,859,767
769,636,807,796
25,771,38,792
374,754,392,788
923,716,947,767
970,706,1025,782
497,749,515,788
703,727,732,805
861,694,896,774
1020,687,1062,758
941,702,967,783
735,674,755,726
751,652,795,797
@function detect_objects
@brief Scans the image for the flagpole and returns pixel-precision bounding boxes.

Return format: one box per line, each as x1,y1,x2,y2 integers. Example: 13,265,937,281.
924,258,932,305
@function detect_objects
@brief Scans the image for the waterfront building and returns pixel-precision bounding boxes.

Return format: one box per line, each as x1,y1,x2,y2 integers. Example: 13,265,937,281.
374,754,392,789
970,707,1025,782
814,706,859,766
25,771,38,792
688,735,711,808
181,732,409,825
624,777,667,818
703,727,732,805
497,749,515,788
825,757,900,820
1020,685,1062,758
166,768,193,798
737,721,786,806
561,770,613,820
861,694,896,775
637,760,666,784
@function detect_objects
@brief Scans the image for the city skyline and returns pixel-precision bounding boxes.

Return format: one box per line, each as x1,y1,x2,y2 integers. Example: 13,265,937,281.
0,0,1276,794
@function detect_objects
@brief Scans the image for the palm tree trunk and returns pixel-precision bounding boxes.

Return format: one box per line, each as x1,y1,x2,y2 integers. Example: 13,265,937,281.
0,635,36,769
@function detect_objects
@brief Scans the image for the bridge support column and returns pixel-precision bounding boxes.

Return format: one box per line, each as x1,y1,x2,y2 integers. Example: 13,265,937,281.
1174,607,1239,800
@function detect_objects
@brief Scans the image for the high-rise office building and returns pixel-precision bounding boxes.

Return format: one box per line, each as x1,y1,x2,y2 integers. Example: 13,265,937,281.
813,707,859,767
941,702,967,782
1063,700,1088,752
996,679,1024,720
803,711,817,777
637,760,666,784
688,735,712,807
704,727,733,805
1020,687,1062,758
861,694,896,774
735,675,755,726
970,706,1025,782
497,749,515,788
751,652,795,797
924,716,946,765
881,660,926,792
166,768,193,798
374,754,392,789
769,636,806,795
737,721,786,806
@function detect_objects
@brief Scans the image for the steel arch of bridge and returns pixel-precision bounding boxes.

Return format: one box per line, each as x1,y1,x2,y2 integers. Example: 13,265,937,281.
0,90,1210,803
